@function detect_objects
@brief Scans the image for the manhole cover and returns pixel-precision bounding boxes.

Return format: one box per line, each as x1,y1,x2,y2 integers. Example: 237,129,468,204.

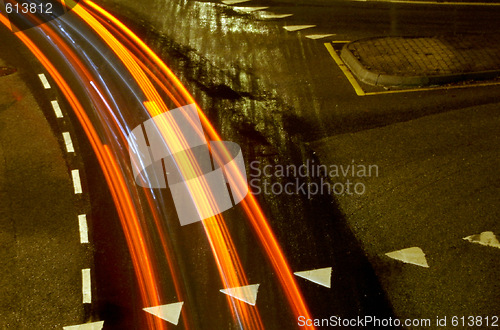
0,66,17,77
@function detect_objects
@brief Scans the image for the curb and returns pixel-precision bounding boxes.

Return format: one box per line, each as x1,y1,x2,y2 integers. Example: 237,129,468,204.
340,41,500,87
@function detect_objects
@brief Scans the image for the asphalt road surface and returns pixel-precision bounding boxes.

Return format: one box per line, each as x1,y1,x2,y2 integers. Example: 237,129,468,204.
1,0,499,328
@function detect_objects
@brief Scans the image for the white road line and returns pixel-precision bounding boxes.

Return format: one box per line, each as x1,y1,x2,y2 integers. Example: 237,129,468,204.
63,321,104,330
222,0,250,5
51,100,63,118
294,267,332,288
261,13,293,19
38,73,51,89
283,25,316,32
306,34,336,40
463,231,500,249
143,302,184,325
82,268,91,303
71,169,83,194
220,284,260,305
385,247,429,268
233,6,269,12
78,214,89,244
62,132,75,153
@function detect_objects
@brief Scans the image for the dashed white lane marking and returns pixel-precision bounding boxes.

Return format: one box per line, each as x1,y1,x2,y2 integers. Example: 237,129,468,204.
233,6,269,12
82,268,91,303
51,100,63,118
143,302,184,325
63,321,104,330
463,231,500,249
283,25,316,32
78,214,89,244
71,169,83,194
294,267,332,288
38,73,51,89
220,284,260,305
306,34,336,40
63,132,75,153
222,0,250,5
261,13,293,19
385,247,429,268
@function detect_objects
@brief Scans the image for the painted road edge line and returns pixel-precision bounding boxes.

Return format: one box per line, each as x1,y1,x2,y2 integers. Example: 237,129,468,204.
63,132,75,153
78,214,89,244
324,42,365,96
82,268,91,303
353,0,500,6
51,100,64,118
72,169,83,194
38,73,51,89
364,80,500,96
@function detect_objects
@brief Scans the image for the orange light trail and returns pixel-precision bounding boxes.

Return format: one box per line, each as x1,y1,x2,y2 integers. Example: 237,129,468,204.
80,1,314,327
72,2,266,327
60,1,263,328
3,0,314,326
0,13,165,330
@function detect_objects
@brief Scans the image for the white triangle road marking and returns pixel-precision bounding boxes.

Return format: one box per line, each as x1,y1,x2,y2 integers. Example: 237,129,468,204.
463,231,500,249
63,321,104,330
220,284,260,305
222,0,251,5
261,13,293,19
385,247,429,268
305,34,336,40
233,6,269,12
283,25,316,32
294,267,332,288
143,302,184,326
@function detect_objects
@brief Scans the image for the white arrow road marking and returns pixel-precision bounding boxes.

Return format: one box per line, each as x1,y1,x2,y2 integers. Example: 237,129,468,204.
63,321,104,330
222,0,251,5
51,100,63,118
463,231,500,249
143,302,184,325
305,34,336,40
72,169,83,194
78,214,89,244
233,6,269,12
261,13,293,19
220,284,260,305
294,267,332,288
283,25,316,32
63,132,75,153
38,73,51,89
385,247,429,268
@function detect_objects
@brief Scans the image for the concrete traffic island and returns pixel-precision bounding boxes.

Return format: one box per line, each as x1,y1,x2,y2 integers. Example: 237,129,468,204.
341,35,500,87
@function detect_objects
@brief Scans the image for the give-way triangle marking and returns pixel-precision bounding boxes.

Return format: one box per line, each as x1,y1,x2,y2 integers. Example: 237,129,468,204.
305,34,336,40
294,267,332,288
63,321,104,330
143,302,184,325
283,25,316,32
463,231,500,249
385,247,429,268
220,284,260,305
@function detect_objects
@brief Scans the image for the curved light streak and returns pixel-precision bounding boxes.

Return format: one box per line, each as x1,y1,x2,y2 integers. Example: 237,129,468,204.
1,0,314,327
